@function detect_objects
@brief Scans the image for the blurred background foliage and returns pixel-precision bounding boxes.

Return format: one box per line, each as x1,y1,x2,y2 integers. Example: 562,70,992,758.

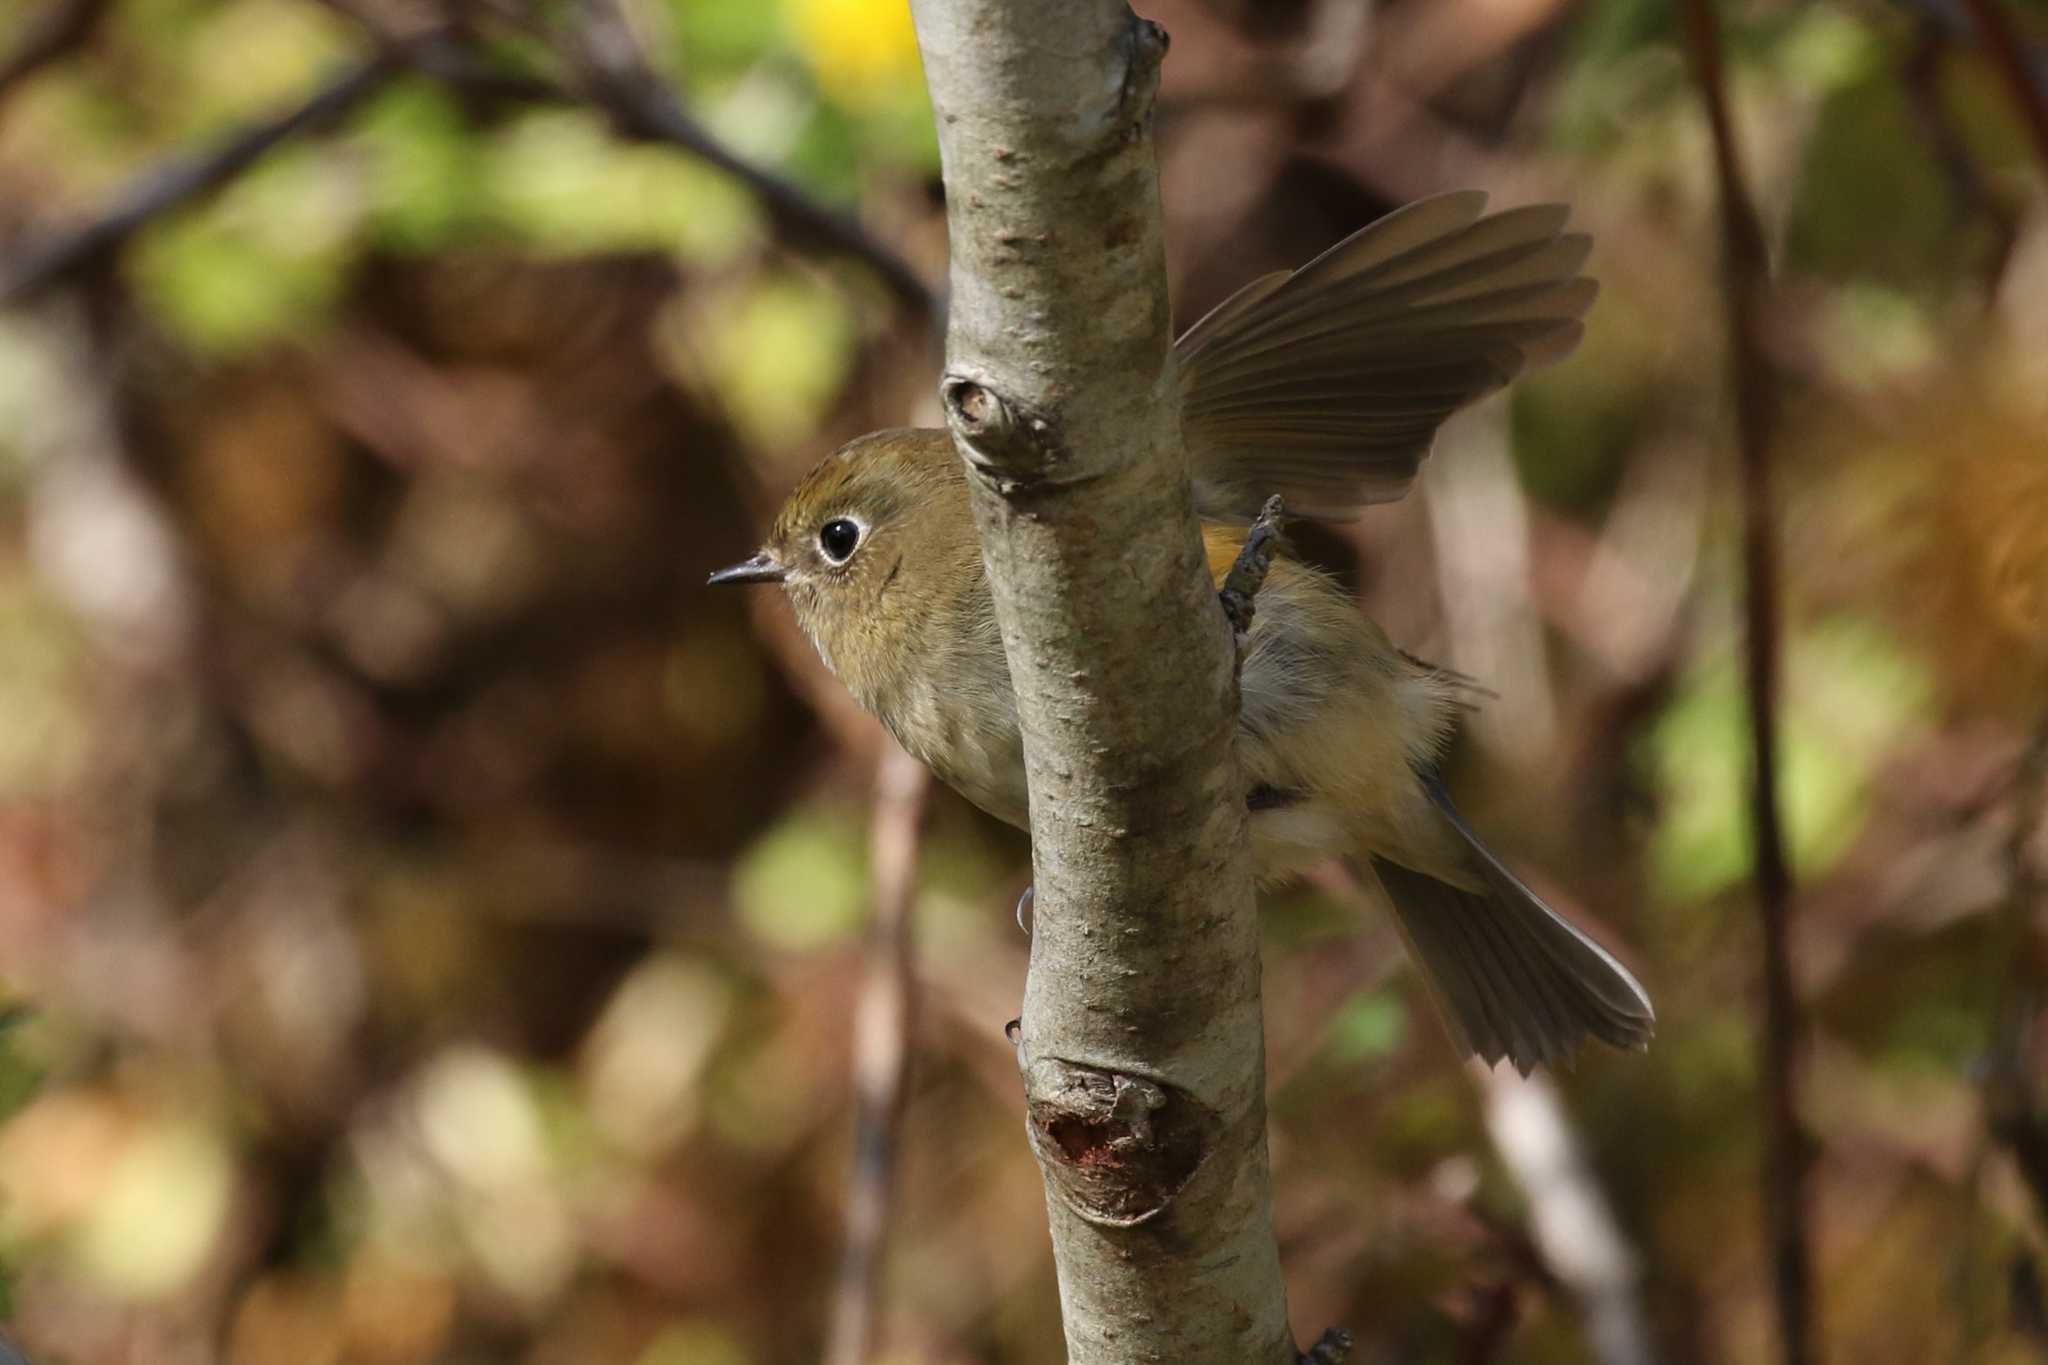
0,0,2046,1362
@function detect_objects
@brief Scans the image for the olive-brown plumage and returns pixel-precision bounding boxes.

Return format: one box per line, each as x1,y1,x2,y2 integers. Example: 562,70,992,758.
712,193,1653,1073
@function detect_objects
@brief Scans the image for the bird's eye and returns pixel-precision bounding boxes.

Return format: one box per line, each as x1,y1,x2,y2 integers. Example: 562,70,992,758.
818,518,862,564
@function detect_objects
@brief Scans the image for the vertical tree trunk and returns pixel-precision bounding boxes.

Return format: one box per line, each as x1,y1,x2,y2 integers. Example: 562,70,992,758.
902,4,1297,1362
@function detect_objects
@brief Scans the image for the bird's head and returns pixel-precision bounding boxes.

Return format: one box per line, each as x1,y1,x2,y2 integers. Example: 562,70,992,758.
709,427,974,697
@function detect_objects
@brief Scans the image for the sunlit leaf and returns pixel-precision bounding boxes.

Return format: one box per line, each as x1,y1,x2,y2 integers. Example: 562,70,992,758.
582,956,733,1155
664,0,784,79
688,273,856,448
71,1118,234,1299
638,1319,754,1365
734,805,868,951
480,109,763,264
781,0,921,109
177,1,358,138
356,82,480,253
0,582,88,795
1645,615,1932,903
1786,65,1953,284
1326,988,1409,1064
128,146,360,354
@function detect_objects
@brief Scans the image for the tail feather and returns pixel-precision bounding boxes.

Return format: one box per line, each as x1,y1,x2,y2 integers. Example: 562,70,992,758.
1369,776,1654,1074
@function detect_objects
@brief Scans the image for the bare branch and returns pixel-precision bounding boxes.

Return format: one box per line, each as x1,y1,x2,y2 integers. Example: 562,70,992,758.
1985,722,2048,1223
0,0,110,111
1957,0,2048,176
567,0,939,325
0,57,394,307
333,9,942,325
825,745,929,1365
1478,1068,1659,1365
904,2,1294,1361
2,3,938,326
1677,6,1816,1365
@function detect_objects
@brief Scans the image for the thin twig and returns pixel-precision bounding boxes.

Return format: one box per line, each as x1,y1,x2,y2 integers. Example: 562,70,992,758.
588,82,936,323
569,0,940,326
355,29,563,104
1454,1284,1520,1365
1986,722,2048,1221
1957,0,2048,175
0,0,110,110
1958,720,2048,1357
2,2,938,326
0,57,394,307
1677,6,1815,1365
1478,1068,1659,1365
337,9,941,324
1899,16,2021,296
824,745,929,1365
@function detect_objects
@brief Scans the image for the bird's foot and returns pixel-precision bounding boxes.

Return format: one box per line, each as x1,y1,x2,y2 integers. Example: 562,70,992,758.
1218,494,1287,645
1298,1328,1353,1365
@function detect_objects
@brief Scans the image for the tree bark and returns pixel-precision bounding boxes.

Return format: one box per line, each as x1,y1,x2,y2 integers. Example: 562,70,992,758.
902,4,1295,1362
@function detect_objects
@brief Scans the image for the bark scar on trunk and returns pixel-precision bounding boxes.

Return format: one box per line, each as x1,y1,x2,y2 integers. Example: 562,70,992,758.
1024,1057,1214,1226
938,374,1067,493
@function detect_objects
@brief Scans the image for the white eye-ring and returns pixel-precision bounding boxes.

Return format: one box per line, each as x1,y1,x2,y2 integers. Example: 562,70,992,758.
818,516,863,564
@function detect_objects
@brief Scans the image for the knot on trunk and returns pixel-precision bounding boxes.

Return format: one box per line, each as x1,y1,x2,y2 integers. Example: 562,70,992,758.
938,373,1068,495
1113,15,1168,136
1023,1056,1213,1226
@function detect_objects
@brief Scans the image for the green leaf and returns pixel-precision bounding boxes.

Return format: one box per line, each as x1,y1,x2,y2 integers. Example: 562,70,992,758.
1644,615,1932,904
637,1319,755,1365
356,81,481,253
1326,987,1409,1064
0,581,89,795
689,273,856,449
733,805,868,951
480,109,763,264
664,0,784,79
1786,63,1953,285
129,145,360,355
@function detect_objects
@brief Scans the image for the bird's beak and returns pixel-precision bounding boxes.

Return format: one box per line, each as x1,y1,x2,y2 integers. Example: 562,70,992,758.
707,551,785,586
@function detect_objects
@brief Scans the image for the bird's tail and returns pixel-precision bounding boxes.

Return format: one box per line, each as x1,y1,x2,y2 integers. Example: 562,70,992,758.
1367,775,1653,1075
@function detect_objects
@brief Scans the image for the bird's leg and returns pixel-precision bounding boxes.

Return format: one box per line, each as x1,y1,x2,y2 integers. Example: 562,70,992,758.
1217,494,1287,648
1298,1327,1354,1365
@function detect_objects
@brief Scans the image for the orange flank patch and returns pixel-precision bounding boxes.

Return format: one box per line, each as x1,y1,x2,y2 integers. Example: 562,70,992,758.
1202,524,1249,588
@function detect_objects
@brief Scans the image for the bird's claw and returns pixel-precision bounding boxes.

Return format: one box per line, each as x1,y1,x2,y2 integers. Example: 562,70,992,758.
1015,883,1034,935
1219,494,1286,644
1298,1327,1353,1365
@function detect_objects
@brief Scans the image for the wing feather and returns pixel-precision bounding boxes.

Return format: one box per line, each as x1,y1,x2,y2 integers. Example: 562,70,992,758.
1177,192,1595,522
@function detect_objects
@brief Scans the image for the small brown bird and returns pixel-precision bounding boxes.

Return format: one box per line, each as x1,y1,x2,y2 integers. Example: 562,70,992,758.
712,192,1652,1073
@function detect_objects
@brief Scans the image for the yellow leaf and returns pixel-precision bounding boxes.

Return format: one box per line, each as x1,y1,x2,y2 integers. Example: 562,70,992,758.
783,0,921,107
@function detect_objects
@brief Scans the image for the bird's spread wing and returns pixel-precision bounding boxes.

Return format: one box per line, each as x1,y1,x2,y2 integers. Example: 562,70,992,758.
1175,191,1595,523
